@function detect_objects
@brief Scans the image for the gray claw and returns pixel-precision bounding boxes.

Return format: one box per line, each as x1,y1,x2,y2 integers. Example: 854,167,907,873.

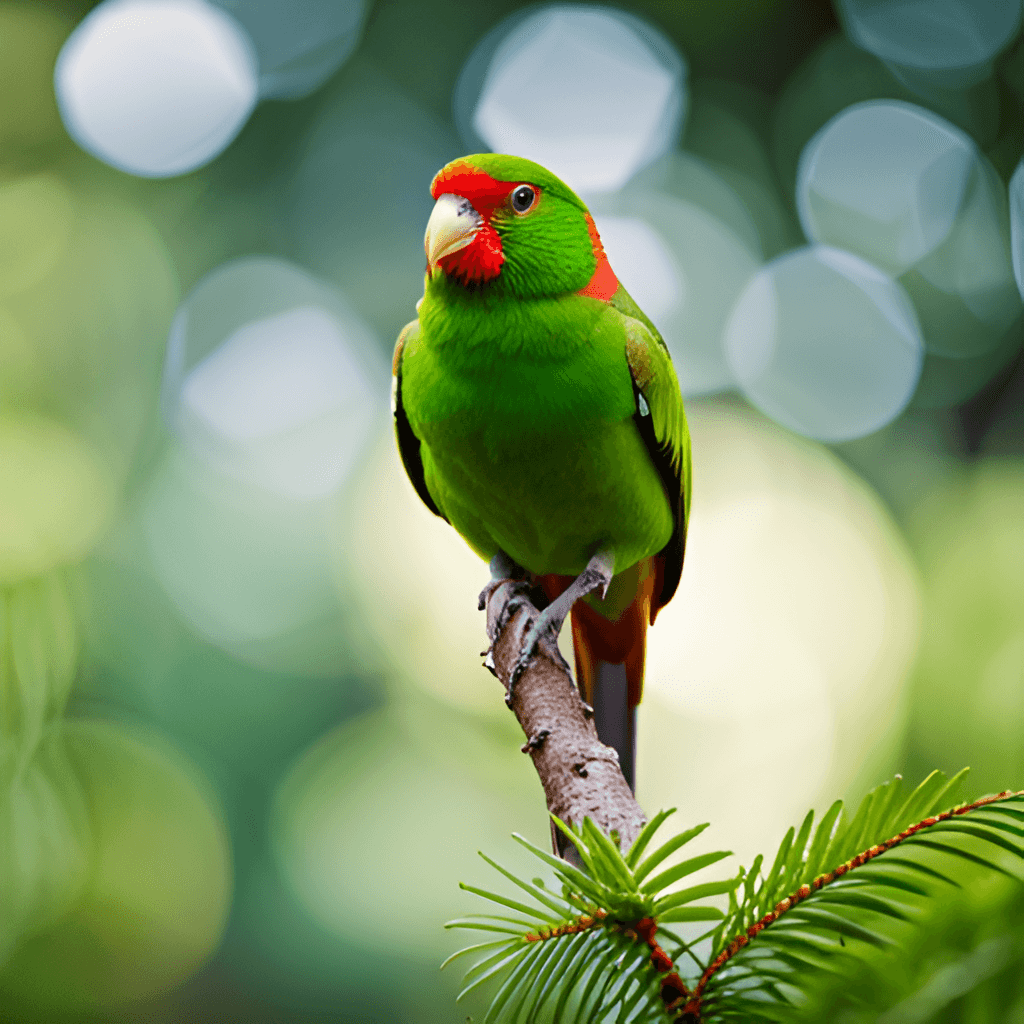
477,578,502,611
506,548,614,691
496,587,532,637
509,619,555,688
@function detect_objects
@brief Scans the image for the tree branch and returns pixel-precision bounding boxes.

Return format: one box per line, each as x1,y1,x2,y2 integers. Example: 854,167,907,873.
483,580,647,858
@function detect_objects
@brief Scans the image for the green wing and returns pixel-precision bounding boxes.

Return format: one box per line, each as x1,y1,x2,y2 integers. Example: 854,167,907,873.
392,319,447,521
611,288,691,610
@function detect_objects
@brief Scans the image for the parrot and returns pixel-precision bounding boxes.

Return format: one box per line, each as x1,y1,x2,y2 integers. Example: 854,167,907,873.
392,153,690,791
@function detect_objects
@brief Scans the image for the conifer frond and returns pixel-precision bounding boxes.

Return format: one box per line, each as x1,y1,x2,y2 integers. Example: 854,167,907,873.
698,774,1024,1022
446,775,1024,1022
446,812,737,1022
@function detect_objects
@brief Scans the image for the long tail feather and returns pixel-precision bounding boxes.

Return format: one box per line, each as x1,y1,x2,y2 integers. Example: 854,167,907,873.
568,568,655,708
590,662,636,790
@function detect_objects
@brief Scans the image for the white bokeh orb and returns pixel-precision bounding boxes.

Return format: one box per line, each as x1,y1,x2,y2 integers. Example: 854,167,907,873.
142,444,351,675
798,102,974,276
210,0,367,100
724,245,924,442
639,400,920,867
55,0,258,177
163,256,381,501
797,101,1021,361
593,184,761,395
463,4,686,194
838,0,1021,90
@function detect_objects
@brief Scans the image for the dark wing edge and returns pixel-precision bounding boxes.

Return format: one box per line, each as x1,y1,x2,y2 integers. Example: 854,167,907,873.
393,322,448,522
616,298,688,614
630,378,685,612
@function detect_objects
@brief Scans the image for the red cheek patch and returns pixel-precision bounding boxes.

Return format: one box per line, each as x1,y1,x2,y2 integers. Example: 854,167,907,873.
438,220,504,284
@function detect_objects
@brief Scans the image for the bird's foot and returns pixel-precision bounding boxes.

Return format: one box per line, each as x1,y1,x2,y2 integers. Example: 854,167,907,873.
482,580,533,640
479,553,535,694
509,549,615,689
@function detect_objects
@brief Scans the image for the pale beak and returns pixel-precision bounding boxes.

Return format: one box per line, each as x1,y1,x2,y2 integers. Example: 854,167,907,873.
425,192,481,273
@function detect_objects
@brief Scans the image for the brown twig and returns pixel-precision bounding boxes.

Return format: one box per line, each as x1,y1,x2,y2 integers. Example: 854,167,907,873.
482,579,647,857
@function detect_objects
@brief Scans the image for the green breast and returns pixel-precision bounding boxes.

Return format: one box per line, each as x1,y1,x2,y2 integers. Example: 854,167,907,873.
401,290,673,577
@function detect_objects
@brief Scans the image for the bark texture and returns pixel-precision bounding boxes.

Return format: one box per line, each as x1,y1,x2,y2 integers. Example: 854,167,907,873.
483,579,647,856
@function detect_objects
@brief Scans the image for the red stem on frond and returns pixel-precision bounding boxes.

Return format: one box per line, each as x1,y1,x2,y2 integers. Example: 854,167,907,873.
523,910,693,1014
523,907,607,942
683,789,1024,1018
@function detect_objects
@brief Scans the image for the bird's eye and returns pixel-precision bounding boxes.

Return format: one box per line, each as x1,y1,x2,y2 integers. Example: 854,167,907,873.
511,185,536,213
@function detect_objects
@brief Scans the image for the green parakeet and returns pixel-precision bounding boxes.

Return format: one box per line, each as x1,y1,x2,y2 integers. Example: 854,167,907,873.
392,154,691,789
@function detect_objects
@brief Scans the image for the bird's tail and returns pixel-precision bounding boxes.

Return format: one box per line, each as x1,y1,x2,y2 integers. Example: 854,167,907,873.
536,559,660,791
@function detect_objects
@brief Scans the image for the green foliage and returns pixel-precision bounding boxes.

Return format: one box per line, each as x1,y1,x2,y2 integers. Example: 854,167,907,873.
0,571,91,961
445,810,736,1023
449,774,1024,1023
701,772,1024,1023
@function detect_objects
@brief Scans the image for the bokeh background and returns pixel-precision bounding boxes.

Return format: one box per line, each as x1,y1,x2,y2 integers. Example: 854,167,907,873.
2,0,1024,1019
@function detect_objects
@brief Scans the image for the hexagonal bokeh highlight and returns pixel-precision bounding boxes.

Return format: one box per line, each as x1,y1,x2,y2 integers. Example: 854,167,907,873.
142,444,352,676
55,0,258,177
798,101,1021,361
798,101,972,276
210,0,367,100
724,245,924,442
457,4,686,194
162,256,381,500
591,160,762,395
838,0,1021,90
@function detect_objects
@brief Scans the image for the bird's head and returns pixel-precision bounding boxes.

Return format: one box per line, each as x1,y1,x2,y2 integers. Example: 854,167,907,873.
423,154,618,301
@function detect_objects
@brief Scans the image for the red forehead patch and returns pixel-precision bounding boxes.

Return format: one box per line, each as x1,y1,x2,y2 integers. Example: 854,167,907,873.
431,161,511,210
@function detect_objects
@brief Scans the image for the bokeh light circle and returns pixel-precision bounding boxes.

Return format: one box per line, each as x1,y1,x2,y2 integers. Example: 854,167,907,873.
724,245,924,441
592,179,761,394
0,413,112,586
797,101,975,277
797,100,1021,362
163,256,380,500
209,0,367,100
838,0,1021,87
461,4,687,194
55,0,258,177
2,182,179,484
1010,156,1024,301
142,445,352,676
272,706,544,958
